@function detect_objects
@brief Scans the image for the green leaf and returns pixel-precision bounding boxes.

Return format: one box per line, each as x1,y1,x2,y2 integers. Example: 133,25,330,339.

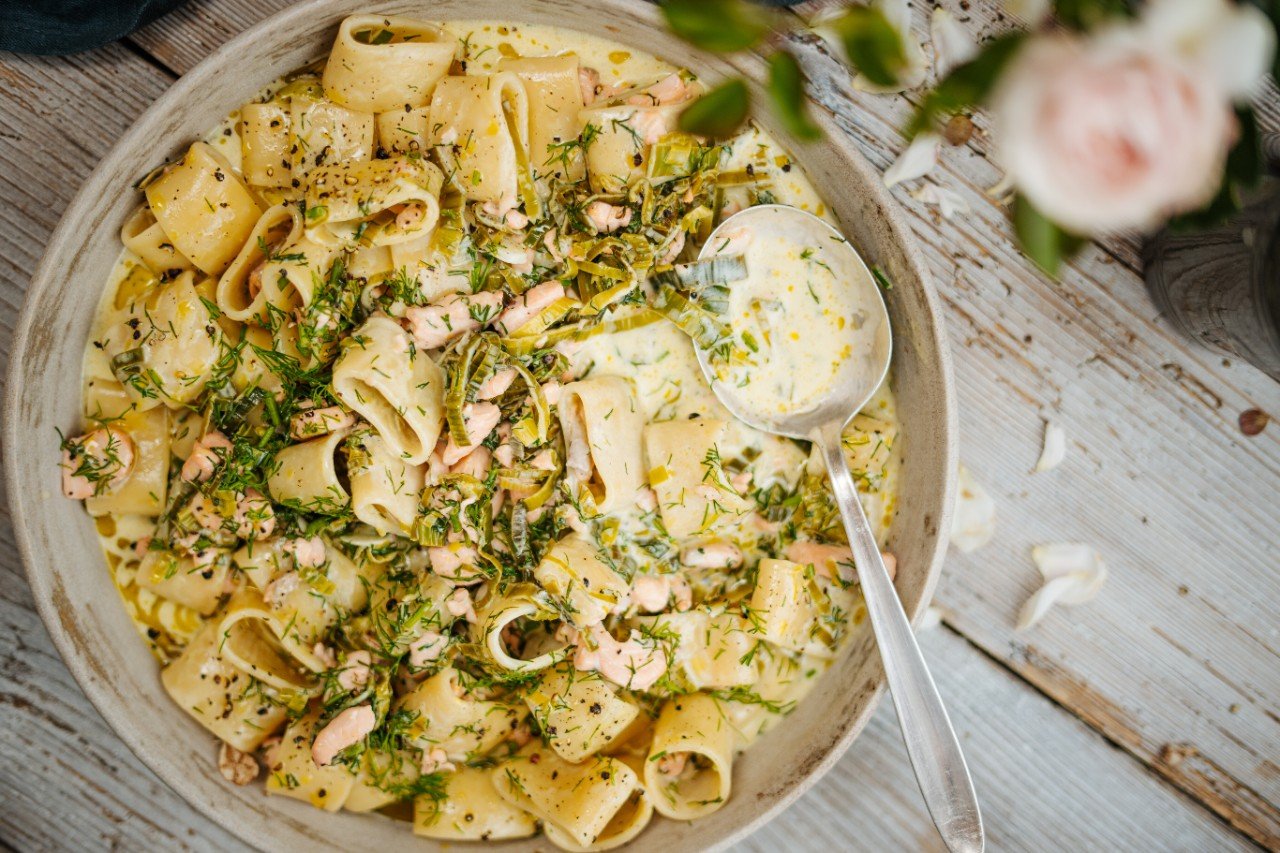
1169,107,1263,232
679,79,751,138
1226,106,1263,192
908,33,1026,137
1167,182,1241,233
1262,0,1280,80
767,51,822,141
826,6,908,88
662,0,776,53
1013,194,1084,277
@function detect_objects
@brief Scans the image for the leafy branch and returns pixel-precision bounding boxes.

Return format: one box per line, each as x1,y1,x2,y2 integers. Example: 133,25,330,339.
661,0,1274,279
661,0,908,139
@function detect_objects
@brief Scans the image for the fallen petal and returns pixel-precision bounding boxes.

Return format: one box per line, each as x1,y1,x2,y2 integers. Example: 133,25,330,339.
930,8,979,78
986,172,1015,202
1034,421,1066,472
1141,0,1276,99
1031,544,1108,599
910,182,970,219
1017,574,1085,630
950,463,996,553
884,132,941,188
1016,543,1107,630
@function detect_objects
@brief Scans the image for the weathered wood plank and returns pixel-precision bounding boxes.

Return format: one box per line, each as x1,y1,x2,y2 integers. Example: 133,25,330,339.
0,46,170,311
0,46,246,851
129,0,295,74
745,627,1254,853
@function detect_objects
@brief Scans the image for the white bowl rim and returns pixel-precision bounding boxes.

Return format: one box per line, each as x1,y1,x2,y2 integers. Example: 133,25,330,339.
3,1,958,849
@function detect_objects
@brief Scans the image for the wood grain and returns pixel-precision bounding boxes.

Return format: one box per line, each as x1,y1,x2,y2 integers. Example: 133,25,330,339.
744,627,1254,853
0,45,246,852
0,0,1277,850
129,0,298,73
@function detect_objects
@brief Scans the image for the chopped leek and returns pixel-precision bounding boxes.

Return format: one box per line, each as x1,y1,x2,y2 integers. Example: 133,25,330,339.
430,189,467,259
498,307,662,356
523,458,563,511
651,285,730,351
411,513,447,547
298,561,337,596
445,334,501,445
674,254,748,288
647,133,712,184
497,467,545,491
510,502,530,561
506,297,580,339
113,264,158,311
275,77,326,102
580,281,637,316
507,358,550,445
504,100,543,222
574,259,628,280
109,347,144,373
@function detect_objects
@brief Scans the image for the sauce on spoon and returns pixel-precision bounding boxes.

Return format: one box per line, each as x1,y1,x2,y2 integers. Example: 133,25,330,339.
701,205,890,418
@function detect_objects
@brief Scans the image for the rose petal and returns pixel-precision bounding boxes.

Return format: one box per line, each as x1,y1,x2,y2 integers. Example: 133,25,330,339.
1034,421,1066,472
930,8,979,78
950,463,996,553
910,182,971,219
1140,0,1275,97
1139,0,1215,42
1189,2,1275,99
1031,543,1107,591
884,132,941,188
1016,543,1107,630
1016,574,1086,630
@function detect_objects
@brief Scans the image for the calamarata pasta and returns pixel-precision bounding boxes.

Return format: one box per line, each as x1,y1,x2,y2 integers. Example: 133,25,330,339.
60,16,901,850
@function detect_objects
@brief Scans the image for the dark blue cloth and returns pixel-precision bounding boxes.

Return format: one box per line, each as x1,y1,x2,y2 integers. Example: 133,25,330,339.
0,0,189,55
0,0,803,56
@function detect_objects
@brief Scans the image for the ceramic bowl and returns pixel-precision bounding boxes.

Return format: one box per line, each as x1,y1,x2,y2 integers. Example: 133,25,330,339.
3,0,956,849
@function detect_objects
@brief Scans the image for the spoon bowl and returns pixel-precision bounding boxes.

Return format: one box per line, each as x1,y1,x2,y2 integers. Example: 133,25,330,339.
694,205,893,438
692,204,984,853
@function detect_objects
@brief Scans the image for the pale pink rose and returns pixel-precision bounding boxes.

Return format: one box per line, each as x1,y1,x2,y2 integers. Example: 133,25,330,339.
991,36,1235,233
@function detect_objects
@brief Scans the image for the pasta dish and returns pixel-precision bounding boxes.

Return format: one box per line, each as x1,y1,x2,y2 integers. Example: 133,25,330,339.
58,15,899,850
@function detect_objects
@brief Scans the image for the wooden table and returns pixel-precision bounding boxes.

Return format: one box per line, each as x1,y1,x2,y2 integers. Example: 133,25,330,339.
1,1,1277,850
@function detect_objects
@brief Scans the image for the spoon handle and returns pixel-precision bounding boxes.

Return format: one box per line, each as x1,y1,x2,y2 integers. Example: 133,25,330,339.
816,421,984,853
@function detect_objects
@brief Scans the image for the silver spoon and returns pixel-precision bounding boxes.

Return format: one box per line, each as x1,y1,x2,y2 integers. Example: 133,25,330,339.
694,205,984,853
